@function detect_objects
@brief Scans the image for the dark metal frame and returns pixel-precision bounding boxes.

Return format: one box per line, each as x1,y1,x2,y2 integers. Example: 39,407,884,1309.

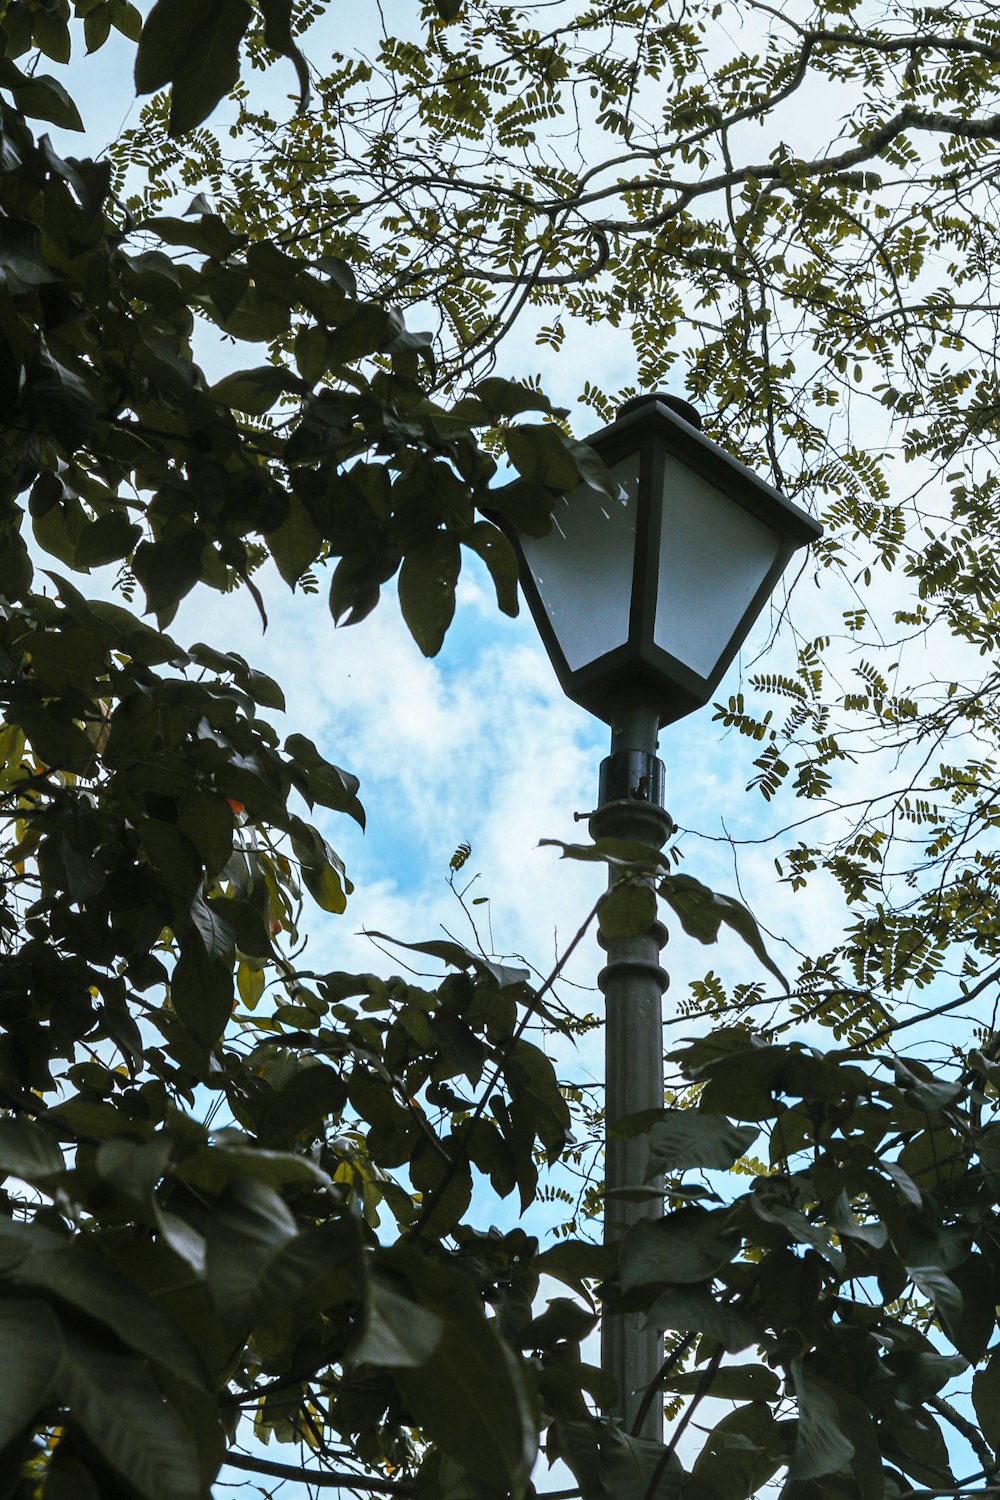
499,396,823,728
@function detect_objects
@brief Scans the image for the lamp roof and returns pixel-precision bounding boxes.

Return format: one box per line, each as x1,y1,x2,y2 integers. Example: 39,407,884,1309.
589,393,822,546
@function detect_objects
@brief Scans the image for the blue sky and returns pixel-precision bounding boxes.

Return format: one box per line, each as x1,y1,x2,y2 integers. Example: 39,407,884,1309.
40,6,988,1494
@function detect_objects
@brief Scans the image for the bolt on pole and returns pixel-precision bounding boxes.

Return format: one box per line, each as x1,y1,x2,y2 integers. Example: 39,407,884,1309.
589,695,671,1443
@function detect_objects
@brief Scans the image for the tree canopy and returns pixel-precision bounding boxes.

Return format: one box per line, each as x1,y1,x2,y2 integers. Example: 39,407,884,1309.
4,1,1000,1498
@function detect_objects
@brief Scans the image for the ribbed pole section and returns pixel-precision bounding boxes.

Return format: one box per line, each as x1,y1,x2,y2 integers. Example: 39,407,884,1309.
589,702,671,1443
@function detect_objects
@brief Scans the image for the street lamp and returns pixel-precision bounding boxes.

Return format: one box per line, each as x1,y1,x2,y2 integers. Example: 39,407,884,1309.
498,393,822,1441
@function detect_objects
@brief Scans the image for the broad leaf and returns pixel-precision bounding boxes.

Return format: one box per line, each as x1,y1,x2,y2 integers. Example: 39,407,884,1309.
135,0,252,135
645,1112,759,1175
398,531,461,656
55,1326,202,1500
0,1298,62,1450
620,1210,741,1290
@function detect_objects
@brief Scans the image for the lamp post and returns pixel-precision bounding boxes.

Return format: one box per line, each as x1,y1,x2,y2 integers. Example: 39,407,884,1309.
496,393,822,1441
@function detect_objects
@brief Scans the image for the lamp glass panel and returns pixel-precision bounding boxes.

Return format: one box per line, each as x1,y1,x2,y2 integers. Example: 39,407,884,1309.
518,454,640,672
653,457,783,678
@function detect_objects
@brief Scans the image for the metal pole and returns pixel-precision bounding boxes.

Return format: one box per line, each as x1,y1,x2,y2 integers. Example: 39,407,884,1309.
589,692,671,1442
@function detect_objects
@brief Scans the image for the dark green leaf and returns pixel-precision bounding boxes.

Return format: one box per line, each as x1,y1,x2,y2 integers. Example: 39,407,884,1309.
254,1064,346,1147
74,513,143,569
10,706,95,773
211,365,304,415
179,1137,329,1193
659,873,788,991
135,0,252,136
0,1298,62,1450
34,341,98,445
54,1326,202,1500
285,732,365,827
790,1358,855,1481
132,533,206,627
171,941,233,1046
389,1251,537,1492
645,1111,759,1175
0,1117,65,1183
258,0,311,108
973,1353,1000,1454
12,1243,207,1386
463,520,520,616
352,1275,443,1368
599,881,657,941
663,1363,779,1400
189,888,237,961
12,74,84,130
506,423,580,489
473,377,562,420
265,493,322,587
177,791,234,877
205,1176,297,1327
692,1402,788,1500
644,1282,757,1353
398,531,461,656
620,1210,741,1290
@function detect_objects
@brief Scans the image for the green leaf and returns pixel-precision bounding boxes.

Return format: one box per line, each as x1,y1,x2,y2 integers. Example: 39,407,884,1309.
505,423,580,490
599,881,657,941
644,1282,757,1353
463,520,520,616
54,1326,202,1500
34,341,98,444
95,1135,173,1209
146,212,246,259
189,888,237,961
11,74,84,130
595,1428,683,1500
285,732,365,828
534,1239,617,1290
294,323,330,383
907,1263,964,1340
135,0,252,136
540,835,669,872
692,1402,788,1500
254,1063,347,1147
352,1275,443,1368
0,1116,65,1183
12,1243,207,1387
645,1112,759,1175
132,532,206,627
569,438,618,501
178,1136,329,1193
9,706,95,773
882,1405,952,1489
170,941,233,1046
790,1357,855,1482
265,493,322,587
211,365,305,415
205,1176,297,1327
177,791,234,876
33,7,71,62
974,1351,1000,1453
398,531,461,656
291,822,350,914
388,1251,537,1493
258,0,311,109
74,512,143,569
663,1363,779,1400
0,1298,62,1450
659,873,788,991
472,377,562,420
621,1210,741,1291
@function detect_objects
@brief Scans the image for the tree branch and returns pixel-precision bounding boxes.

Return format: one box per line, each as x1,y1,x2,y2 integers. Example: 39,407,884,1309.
222,1450,413,1493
